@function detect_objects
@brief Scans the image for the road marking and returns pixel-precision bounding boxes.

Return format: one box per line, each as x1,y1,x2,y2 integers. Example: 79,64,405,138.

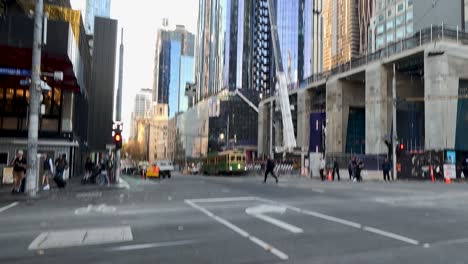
246,205,303,234
74,204,116,215
363,226,420,245
108,240,198,251
189,197,257,203
118,178,130,189
0,202,19,213
185,199,289,260
28,226,133,250
255,197,420,246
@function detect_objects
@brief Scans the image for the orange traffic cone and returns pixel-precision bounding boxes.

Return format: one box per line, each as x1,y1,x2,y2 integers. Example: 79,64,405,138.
327,169,333,181
445,177,452,184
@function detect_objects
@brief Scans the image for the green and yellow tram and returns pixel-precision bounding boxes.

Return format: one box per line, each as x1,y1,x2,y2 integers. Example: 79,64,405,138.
202,150,246,175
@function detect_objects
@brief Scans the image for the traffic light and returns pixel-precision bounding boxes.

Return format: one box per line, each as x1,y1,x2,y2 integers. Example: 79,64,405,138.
112,121,123,150
114,132,122,149
399,143,405,151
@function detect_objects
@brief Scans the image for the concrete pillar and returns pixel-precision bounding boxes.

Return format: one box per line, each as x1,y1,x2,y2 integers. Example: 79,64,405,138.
365,64,390,154
424,48,458,150
296,90,311,151
326,78,344,153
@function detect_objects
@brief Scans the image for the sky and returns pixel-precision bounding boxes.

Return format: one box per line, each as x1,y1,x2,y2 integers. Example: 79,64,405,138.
70,0,199,139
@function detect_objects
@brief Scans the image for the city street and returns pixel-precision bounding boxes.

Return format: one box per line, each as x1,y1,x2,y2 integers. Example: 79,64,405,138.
1,174,468,263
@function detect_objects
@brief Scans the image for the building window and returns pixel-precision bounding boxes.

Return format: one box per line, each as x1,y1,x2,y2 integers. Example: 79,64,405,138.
396,26,405,40
377,24,385,34
406,9,413,22
387,31,394,43
377,36,385,48
407,23,413,35
387,20,394,31
407,0,413,6
379,14,385,22
397,3,405,13
396,15,404,27
387,8,393,18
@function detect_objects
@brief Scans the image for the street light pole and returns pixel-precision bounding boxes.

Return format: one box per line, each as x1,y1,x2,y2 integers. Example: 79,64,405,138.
26,0,43,197
392,64,398,180
115,28,124,184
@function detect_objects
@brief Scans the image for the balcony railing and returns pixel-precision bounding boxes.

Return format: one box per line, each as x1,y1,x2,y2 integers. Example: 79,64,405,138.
298,25,467,90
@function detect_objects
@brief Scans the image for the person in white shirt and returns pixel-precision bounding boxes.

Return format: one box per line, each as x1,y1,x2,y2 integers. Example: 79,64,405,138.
319,157,326,181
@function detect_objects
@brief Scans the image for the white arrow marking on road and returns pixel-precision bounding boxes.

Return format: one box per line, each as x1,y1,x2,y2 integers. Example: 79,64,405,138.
245,205,303,234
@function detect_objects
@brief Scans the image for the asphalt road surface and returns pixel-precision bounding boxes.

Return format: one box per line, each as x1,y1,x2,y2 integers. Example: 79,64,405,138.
1,173,468,263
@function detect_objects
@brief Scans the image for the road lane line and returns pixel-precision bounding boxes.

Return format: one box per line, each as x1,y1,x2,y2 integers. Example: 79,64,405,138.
108,240,198,251
0,202,19,213
189,197,257,203
184,199,289,260
363,226,420,245
299,210,362,229
249,236,289,260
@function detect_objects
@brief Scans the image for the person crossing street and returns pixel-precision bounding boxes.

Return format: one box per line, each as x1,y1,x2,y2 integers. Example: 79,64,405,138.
264,157,278,184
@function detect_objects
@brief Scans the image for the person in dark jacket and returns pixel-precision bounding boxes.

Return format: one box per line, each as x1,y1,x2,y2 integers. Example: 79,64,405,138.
382,158,391,182
11,150,27,193
333,159,340,181
264,157,278,183
356,159,364,182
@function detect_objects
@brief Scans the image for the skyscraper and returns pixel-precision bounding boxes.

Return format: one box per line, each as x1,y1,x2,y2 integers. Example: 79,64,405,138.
152,25,195,117
85,0,111,35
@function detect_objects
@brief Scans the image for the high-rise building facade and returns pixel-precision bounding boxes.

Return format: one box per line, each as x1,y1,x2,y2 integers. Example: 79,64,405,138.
85,0,111,35
323,0,360,71
179,56,195,112
369,0,464,52
152,25,195,117
133,89,152,118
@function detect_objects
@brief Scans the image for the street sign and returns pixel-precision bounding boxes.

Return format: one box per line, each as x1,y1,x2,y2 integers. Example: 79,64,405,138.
20,79,31,86
245,204,303,233
0,67,31,76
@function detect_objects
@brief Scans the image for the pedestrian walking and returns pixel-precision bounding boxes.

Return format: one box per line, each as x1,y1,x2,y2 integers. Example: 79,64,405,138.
319,157,326,181
41,153,54,191
11,150,27,194
264,156,278,183
333,159,340,181
356,159,364,182
54,154,68,188
382,158,391,182
348,158,353,181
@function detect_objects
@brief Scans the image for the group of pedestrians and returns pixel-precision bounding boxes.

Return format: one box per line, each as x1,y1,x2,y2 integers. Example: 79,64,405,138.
347,156,365,182
10,150,68,194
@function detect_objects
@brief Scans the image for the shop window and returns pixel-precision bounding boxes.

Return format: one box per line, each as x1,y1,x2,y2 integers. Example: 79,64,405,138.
52,87,61,116
4,88,14,113
43,90,52,115
0,153,8,164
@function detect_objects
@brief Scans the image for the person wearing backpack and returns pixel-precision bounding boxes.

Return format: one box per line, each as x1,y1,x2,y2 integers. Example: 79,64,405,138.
41,153,54,191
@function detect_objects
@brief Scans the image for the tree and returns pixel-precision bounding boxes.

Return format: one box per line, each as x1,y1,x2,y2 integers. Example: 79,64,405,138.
122,140,145,161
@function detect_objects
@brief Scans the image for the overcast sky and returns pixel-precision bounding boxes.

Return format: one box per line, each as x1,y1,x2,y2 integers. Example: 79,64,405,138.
70,0,199,139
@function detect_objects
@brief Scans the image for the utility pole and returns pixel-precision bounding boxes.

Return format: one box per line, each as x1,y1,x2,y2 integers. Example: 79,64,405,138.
115,28,124,183
392,64,398,180
26,0,43,197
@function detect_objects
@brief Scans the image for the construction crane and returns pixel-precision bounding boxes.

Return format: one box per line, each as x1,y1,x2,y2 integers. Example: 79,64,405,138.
266,0,297,153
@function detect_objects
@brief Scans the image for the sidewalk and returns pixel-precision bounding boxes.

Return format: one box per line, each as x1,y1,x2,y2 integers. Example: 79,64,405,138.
0,175,130,202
